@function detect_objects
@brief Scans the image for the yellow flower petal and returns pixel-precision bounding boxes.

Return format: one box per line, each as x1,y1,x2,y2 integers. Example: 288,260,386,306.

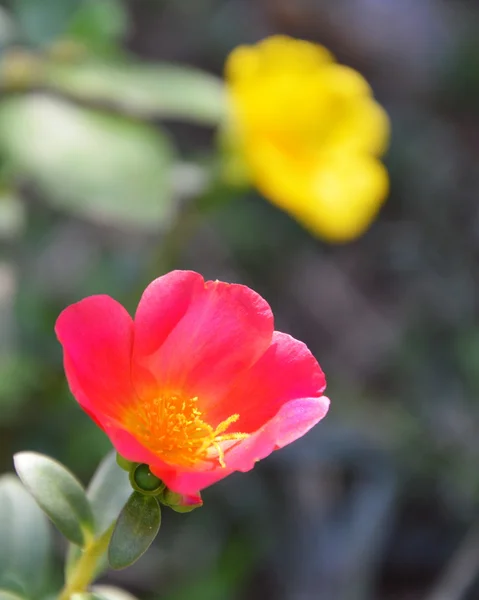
306,156,389,241
223,35,390,242
247,138,388,242
226,35,333,84
327,96,390,157
225,45,262,83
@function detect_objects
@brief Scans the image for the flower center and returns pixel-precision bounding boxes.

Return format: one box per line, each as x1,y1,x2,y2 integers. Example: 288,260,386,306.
127,393,249,468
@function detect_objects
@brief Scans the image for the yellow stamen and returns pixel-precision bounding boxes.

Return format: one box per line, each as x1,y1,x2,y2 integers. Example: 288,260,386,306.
126,394,249,469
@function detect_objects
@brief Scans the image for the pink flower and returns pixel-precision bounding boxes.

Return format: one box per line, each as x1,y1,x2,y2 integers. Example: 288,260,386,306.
55,271,329,500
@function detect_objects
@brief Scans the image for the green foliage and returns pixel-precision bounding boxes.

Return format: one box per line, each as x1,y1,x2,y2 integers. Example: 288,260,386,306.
65,0,127,54
13,452,94,546
87,451,132,536
65,451,132,581
44,60,226,124
0,474,52,597
11,0,83,46
0,94,176,230
108,492,161,570
0,591,28,600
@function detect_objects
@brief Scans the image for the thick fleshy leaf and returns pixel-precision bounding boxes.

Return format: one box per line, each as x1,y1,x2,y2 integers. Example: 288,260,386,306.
0,475,51,596
44,60,226,125
92,587,139,600
66,451,131,580
108,492,161,570
0,591,27,600
0,95,175,230
14,452,94,546
87,450,132,535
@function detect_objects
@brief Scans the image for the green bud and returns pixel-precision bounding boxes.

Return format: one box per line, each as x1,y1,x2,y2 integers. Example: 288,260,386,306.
161,489,182,505
160,488,202,513
169,503,202,514
129,464,165,496
116,453,136,472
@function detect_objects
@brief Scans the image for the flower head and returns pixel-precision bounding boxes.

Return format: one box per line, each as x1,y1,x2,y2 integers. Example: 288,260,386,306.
223,35,390,242
56,270,329,499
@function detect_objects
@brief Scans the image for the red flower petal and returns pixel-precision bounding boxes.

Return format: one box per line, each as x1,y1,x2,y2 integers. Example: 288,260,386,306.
56,271,330,498
97,421,205,507
133,270,204,359
151,463,232,495
154,396,329,495
104,422,173,468
133,271,274,403
55,295,134,420
148,330,328,496
207,331,326,431
224,396,330,471
179,492,203,507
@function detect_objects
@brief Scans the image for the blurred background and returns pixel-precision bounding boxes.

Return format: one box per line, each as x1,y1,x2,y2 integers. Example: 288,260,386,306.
1,0,479,599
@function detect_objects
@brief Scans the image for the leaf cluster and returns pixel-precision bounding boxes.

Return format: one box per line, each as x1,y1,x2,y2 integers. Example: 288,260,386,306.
0,451,146,599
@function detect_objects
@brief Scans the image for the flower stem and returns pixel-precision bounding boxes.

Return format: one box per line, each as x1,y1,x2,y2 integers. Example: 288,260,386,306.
58,526,113,600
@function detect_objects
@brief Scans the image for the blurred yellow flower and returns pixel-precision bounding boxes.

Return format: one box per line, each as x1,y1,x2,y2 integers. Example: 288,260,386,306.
223,36,390,242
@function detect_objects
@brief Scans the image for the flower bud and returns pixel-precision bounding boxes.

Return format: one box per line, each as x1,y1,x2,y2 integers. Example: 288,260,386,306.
129,463,165,495
160,488,203,513
116,453,136,472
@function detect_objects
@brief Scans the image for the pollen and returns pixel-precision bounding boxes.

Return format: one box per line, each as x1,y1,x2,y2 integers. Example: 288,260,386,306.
126,393,249,468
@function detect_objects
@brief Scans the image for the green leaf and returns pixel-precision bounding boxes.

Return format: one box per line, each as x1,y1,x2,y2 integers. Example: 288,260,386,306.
0,94,176,230
0,474,51,597
43,60,226,125
88,450,132,536
66,452,131,579
0,591,27,600
92,587,139,600
65,0,127,53
108,492,161,570
11,0,83,46
13,452,94,546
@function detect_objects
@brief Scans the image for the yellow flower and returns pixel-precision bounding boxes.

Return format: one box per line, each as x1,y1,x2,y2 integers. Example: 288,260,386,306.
223,36,390,242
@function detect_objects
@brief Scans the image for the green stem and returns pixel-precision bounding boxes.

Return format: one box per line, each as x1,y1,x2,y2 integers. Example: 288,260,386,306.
58,527,113,600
